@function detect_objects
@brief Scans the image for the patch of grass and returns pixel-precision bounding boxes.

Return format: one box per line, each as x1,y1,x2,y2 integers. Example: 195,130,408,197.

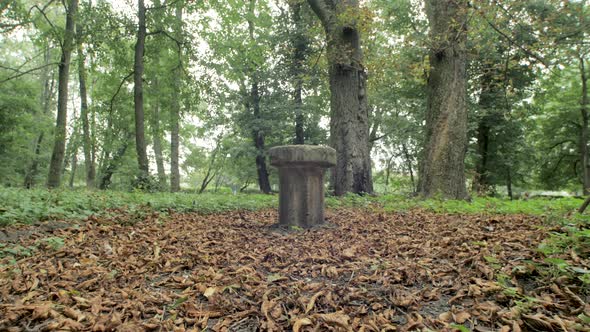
0,188,277,226
1,188,588,226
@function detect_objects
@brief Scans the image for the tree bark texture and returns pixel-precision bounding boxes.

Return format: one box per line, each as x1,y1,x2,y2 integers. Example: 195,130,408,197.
307,0,373,195
77,22,96,189
47,0,78,188
418,0,469,199
291,1,306,145
170,4,183,192
134,0,150,180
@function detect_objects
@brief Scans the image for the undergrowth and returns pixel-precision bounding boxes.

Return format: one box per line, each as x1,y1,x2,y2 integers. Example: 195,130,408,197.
0,188,276,226
0,188,587,226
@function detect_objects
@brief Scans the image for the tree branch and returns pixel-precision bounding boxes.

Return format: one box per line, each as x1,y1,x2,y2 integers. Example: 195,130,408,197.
0,62,59,84
32,1,63,50
307,0,332,30
109,71,134,113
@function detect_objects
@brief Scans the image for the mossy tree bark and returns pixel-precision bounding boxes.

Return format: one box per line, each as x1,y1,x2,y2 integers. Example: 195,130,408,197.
307,0,373,195
418,0,469,199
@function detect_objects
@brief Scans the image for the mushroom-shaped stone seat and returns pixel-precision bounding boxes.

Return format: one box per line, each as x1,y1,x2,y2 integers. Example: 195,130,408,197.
269,145,336,228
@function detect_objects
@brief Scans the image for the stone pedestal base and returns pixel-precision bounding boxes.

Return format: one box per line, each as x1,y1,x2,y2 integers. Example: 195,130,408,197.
269,145,336,228
277,165,325,228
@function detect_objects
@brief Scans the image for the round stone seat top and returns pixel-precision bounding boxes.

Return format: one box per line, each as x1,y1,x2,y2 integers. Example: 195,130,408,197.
269,145,336,167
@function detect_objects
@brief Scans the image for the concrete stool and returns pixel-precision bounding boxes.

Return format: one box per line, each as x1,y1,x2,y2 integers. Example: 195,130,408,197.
269,145,336,228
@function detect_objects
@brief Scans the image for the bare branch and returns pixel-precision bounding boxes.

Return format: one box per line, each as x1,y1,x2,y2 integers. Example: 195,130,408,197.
0,62,59,84
109,71,134,113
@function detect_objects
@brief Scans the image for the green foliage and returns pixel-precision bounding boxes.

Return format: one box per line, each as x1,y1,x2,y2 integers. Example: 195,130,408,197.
327,193,586,217
0,187,277,225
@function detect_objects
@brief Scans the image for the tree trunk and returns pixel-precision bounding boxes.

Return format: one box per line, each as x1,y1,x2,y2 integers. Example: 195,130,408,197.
151,78,167,186
307,0,373,195
402,142,415,193
134,0,149,181
69,148,78,188
474,66,501,194
47,0,78,188
77,22,95,189
291,1,306,145
251,80,272,194
506,166,513,200
247,0,271,194
170,4,183,192
418,0,468,199
24,47,54,188
580,55,589,195
99,136,131,190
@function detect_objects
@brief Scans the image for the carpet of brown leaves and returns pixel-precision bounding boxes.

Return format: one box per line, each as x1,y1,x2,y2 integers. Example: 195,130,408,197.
1,208,589,331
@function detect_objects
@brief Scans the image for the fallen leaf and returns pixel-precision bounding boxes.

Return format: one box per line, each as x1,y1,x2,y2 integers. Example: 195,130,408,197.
293,317,312,332
305,291,324,314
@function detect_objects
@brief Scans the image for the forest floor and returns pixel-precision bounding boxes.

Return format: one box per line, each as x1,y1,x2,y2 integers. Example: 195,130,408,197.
1,207,589,331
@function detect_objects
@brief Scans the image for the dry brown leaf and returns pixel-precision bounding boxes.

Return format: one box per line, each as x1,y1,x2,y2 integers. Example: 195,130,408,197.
31,304,52,320
453,311,471,324
438,311,452,322
314,312,351,330
63,307,86,322
305,291,324,314
203,287,217,299
292,317,312,332
343,247,356,259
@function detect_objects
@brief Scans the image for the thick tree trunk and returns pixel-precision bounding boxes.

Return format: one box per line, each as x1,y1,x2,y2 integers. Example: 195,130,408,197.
291,1,306,145
47,0,78,188
170,4,183,192
307,0,373,195
151,78,167,186
77,24,95,189
418,0,468,199
134,0,150,180
580,56,589,195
